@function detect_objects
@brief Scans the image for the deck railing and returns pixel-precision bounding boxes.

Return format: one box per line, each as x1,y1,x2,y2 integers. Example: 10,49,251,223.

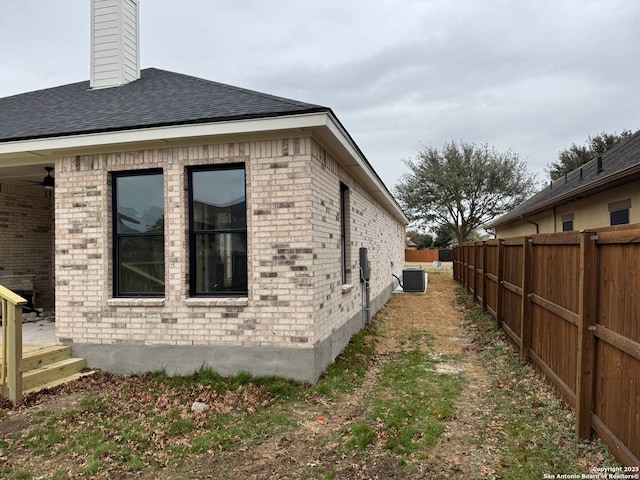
0,285,26,405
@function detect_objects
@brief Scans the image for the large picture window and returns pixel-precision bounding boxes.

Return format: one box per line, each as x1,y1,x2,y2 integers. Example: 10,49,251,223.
113,170,164,297
189,165,247,296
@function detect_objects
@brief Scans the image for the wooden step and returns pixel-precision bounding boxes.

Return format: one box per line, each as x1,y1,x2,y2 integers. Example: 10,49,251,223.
23,370,97,395
21,346,72,371
22,357,87,392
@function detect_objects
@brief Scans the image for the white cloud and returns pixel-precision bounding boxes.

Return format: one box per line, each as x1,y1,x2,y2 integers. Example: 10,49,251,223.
1,0,639,191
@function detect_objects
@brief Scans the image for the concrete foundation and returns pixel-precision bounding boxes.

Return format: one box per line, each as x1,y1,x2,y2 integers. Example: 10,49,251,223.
71,281,395,383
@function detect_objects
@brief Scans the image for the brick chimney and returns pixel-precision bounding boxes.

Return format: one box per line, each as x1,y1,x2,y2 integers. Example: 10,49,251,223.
90,0,140,89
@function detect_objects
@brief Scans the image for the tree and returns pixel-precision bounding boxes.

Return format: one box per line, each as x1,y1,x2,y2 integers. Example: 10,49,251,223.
408,230,434,249
395,140,536,245
431,224,454,248
547,130,632,180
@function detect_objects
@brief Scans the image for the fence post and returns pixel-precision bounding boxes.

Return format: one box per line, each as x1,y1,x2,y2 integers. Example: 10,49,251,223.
576,231,597,439
496,240,505,329
520,237,533,362
473,243,478,302
464,245,470,292
482,241,488,312
452,247,457,281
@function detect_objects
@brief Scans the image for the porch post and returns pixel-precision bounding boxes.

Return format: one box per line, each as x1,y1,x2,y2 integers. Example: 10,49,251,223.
6,301,23,405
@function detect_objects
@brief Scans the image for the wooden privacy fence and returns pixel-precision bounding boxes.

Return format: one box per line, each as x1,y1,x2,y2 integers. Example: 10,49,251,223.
454,226,640,467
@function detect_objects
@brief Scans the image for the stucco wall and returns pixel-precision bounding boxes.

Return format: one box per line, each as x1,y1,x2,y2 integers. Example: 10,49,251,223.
495,211,554,238
554,182,639,231
54,137,405,381
496,181,639,238
0,184,54,313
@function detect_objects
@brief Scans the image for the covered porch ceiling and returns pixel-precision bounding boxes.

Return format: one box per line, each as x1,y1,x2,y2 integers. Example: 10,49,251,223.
0,161,55,187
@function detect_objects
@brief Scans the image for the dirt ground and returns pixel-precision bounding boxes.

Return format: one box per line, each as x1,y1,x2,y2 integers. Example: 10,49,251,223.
161,269,495,479
2,270,499,479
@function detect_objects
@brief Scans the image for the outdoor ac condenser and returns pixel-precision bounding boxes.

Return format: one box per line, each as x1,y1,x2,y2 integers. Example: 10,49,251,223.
402,268,426,293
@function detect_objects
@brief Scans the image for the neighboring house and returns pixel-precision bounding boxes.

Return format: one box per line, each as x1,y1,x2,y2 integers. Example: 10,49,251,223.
0,0,408,382
488,129,640,237
405,237,418,250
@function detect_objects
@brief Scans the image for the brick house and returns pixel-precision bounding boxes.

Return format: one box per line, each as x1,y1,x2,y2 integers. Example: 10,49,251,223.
489,129,640,238
0,0,408,382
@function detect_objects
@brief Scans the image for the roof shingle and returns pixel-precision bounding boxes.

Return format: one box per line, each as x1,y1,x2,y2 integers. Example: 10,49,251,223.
0,68,328,142
489,129,640,228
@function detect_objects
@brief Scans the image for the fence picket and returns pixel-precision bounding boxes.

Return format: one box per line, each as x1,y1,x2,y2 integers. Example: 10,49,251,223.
454,226,640,466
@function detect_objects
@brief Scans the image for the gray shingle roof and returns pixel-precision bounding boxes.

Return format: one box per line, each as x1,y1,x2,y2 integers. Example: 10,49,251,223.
0,68,329,142
489,129,640,228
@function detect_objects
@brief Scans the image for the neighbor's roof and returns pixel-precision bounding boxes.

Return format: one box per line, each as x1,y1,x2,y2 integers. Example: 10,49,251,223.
0,68,329,142
488,129,640,228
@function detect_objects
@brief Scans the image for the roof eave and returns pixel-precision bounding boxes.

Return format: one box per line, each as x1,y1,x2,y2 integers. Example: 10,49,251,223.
0,110,408,225
490,163,640,229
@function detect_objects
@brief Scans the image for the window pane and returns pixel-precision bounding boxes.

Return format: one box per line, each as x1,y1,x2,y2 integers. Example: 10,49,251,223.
610,209,630,226
194,233,247,294
118,235,165,295
116,174,164,234
192,169,246,230
562,220,573,232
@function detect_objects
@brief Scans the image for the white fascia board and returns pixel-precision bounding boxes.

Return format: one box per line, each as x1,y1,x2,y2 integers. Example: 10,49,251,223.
0,110,408,223
323,113,408,225
0,113,328,156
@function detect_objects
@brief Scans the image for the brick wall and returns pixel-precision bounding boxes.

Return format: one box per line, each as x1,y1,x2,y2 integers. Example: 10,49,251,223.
0,184,54,313
55,140,315,348
54,137,405,380
309,140,405,345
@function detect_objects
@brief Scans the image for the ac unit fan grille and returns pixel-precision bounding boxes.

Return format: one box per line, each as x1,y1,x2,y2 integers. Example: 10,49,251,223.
402,269,425,293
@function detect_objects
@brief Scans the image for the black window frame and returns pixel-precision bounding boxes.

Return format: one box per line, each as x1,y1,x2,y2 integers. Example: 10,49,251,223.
340,183,350,284
562,220,574,232
188,164,248,297
112,169,165,298
610,209,630,226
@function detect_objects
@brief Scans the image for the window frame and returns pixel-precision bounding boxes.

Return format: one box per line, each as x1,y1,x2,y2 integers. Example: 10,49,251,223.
609,199,631,226
188,164,248,297
112,169,165,298
561,213,574,232
340,183,350,285
610,209,630,226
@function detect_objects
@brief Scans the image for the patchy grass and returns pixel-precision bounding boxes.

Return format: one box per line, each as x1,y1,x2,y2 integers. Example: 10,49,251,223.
314,328,377,399
0,280,622,479
342,331,463,461
459,288,620,477
0,328,378,479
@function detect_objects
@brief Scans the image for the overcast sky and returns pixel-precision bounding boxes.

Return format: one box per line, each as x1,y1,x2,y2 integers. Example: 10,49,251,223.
1,0,639,191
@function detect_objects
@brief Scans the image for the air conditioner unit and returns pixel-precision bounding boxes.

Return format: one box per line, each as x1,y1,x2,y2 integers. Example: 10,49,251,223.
402,268,426,293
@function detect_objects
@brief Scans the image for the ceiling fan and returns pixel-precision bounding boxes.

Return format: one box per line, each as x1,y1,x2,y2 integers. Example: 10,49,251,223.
21,167,55,190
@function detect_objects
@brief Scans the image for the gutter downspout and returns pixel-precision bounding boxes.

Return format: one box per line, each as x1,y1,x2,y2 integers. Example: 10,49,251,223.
520,215,539,234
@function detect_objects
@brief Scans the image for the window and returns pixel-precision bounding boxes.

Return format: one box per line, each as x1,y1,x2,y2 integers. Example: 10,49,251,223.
340,183,350,284
610,209,630,226
189,165,247,296
561,213,574,232
609,199,631,226
113,171,164,297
